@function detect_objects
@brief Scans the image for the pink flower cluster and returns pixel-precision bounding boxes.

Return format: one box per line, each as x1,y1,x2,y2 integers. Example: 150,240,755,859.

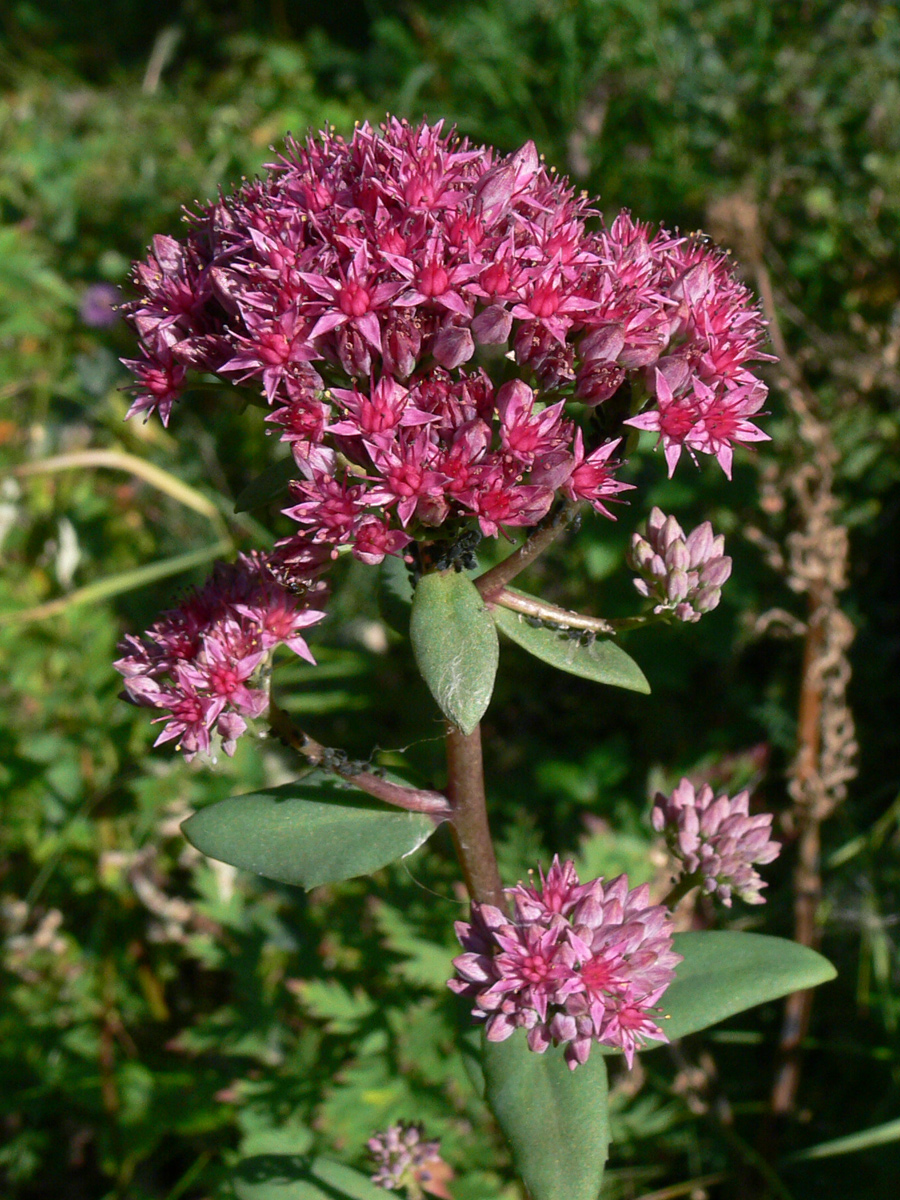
368,1124,446,1194
652,778,781,905
449,858,680,1069
122,117,771,561
114,552,327,760
628,507,732,622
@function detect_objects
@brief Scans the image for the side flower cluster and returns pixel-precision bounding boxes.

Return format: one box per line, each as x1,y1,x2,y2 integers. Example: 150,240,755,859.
114,552,327,760
652,778,781,905
368,1124,449,1196
628,507,732,622
449,857,680,1069
122,117,771,562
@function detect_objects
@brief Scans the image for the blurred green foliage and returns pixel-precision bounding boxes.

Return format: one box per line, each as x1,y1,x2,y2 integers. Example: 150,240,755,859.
2,2,900,1198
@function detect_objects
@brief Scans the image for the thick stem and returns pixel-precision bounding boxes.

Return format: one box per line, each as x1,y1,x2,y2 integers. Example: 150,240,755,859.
267,701,452,820
444,722,507,911
474,501,580,602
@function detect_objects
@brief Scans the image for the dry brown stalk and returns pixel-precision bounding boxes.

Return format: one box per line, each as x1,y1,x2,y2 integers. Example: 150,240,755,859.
708,196,858,1120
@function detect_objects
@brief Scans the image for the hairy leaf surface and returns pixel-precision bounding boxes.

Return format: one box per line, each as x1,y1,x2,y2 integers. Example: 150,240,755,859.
410,570,499,734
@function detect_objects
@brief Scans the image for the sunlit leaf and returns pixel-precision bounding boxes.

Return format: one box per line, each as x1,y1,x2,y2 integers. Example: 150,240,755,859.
410,570,499,734
182,772,436,889
788,1116,900,1162
654,932,836,1043
482,1033,610,1200
491,595,649,693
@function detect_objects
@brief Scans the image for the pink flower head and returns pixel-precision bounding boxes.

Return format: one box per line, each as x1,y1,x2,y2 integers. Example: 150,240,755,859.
114,552,327,761
450,857,680,1069
122,117,771,558
652,778,781,905
626,357,769,480
563,431,633,516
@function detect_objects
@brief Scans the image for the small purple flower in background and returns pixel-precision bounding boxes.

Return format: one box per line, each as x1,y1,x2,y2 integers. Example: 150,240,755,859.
80,282,121,329
652,778,781,905
449,857,681,1069
628,507,732,622
114,550,328,761
368,1123,452,1198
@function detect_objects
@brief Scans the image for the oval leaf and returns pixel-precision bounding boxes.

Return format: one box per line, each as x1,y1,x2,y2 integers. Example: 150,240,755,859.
654,931,836,1043
234,456,297,513
482,1033,610,1200
182,772,436,889
233,1154,384,1200
491,599,649,693
410,570,499,734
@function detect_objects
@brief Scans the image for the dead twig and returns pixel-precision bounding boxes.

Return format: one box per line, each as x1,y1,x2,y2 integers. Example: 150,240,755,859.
708,195,858,1128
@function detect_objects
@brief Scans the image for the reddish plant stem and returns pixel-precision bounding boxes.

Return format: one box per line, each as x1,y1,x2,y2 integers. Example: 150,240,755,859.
474,501,580,602
444,722,507,911
268,701,452,820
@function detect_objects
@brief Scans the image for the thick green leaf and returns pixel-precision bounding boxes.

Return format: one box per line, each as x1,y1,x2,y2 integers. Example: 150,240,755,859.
654,931,836,1043
491,596,650,694
233,1154,384,1200
182,772,436,889
482,1033,610,1200
410,570,499,734
234,456,297,512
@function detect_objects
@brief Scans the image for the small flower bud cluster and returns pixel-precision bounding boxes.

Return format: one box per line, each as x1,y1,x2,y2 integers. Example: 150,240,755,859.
368,1123,446,1194
652,778,781,905
628,507,732,622
450,858,681,1069
114,551,327,761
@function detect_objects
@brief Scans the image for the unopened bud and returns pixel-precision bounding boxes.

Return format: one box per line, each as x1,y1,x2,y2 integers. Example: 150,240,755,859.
652,778,780,906
472,304,513,345
629,509,731,621
432,323,475,369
